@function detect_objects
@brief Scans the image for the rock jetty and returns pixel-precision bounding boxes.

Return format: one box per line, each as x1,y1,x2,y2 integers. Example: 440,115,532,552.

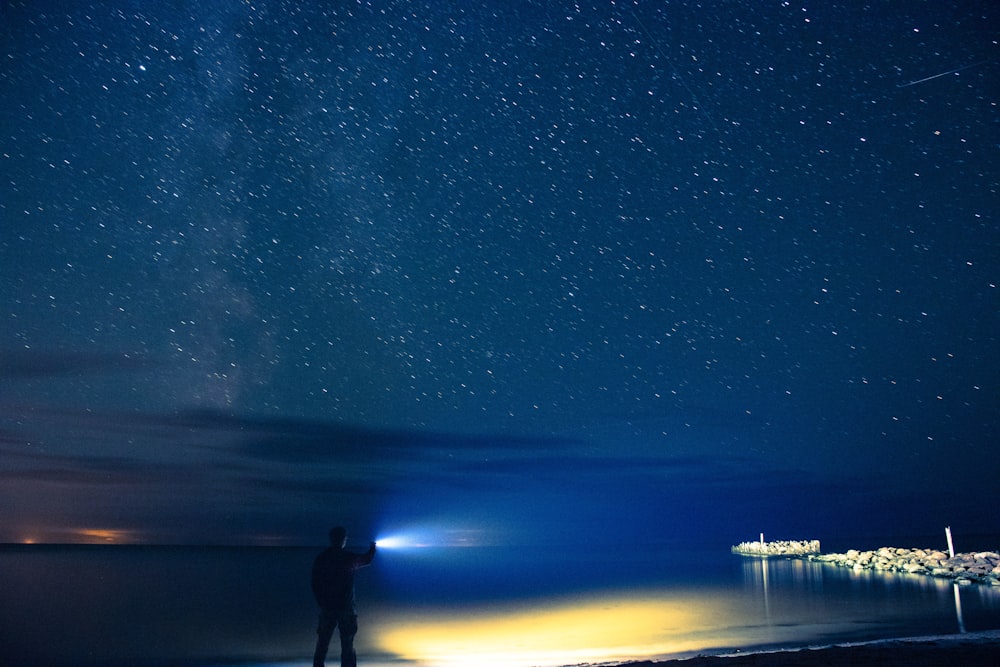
731,539,821,556
808,547,1000,586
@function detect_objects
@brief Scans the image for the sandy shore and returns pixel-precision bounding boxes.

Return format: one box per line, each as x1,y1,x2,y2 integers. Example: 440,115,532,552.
619,630,1000,666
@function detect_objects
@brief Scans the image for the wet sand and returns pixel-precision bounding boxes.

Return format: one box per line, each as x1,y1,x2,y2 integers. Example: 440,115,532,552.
623,630,1000,666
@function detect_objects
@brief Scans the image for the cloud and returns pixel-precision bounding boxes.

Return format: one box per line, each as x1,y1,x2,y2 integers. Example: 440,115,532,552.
0,401,929,547
153,409,577,465
0,404,586,541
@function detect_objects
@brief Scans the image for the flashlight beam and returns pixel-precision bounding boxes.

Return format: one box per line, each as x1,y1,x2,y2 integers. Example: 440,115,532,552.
376,535,429,549
375,525,487,550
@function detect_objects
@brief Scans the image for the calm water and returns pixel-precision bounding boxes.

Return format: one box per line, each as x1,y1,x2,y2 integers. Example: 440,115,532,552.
2,541,999,666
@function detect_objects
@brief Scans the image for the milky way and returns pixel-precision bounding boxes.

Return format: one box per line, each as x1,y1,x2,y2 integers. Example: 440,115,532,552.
2,1,997,546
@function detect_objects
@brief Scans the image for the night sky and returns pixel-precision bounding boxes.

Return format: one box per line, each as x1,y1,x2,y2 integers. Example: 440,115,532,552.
2,1,998,548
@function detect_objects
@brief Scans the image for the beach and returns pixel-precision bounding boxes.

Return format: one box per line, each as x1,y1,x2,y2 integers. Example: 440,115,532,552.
205,631,1000,666
626,630,1000,666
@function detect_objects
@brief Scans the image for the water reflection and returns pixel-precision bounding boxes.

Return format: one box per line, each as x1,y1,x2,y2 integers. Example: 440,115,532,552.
739,555,1000,641
955,585,966,633
376,590,738,667
377,557,1000,666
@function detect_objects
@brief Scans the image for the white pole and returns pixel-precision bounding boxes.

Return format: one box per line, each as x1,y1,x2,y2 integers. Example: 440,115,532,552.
945,526,955,558
760,532,765,552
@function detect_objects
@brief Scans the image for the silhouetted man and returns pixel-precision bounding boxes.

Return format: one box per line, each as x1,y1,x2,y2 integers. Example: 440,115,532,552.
311,526,376,667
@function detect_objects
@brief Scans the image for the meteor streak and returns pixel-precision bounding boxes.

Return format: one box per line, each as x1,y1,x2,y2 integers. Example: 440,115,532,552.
897,59,992,88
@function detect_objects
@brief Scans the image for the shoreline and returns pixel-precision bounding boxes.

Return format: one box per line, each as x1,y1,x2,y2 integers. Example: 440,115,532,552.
614,629,1000,666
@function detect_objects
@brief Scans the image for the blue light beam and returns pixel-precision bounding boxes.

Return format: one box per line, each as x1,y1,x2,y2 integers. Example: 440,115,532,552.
375,524,488,550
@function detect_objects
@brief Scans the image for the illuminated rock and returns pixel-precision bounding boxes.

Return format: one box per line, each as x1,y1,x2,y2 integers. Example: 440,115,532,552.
808,546,1000,586
731,539,820,556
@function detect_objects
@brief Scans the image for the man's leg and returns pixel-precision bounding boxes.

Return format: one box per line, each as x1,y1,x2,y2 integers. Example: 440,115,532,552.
338,614,359,667
314,611,337,667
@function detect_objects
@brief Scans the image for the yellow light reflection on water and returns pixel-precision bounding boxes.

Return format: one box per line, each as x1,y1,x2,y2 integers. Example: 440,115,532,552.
377,589,738,667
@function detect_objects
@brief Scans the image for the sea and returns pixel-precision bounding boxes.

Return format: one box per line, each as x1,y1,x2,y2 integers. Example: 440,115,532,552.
3,536,1000,666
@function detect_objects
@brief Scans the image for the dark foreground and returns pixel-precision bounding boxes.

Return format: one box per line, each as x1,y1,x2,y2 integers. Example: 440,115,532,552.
625,630,1000,666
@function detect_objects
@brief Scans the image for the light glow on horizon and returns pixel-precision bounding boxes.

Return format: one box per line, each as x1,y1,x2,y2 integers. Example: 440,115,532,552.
72,528,138,544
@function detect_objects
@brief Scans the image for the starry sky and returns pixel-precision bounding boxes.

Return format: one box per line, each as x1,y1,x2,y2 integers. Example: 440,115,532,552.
1,1,998,548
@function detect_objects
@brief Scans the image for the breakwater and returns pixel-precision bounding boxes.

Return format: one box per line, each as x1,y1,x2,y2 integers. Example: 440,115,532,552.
731,539,821,556
809,547,1000,586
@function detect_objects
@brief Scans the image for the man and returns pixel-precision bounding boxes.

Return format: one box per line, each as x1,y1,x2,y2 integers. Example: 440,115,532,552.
311,526,377,667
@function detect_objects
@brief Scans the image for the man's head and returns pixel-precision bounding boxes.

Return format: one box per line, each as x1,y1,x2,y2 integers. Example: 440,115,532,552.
329,526,347,547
